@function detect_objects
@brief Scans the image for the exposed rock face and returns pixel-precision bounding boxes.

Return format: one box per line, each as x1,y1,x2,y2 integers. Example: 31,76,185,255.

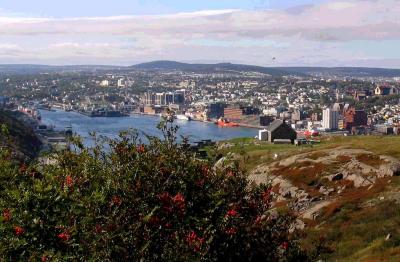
248,147,400,221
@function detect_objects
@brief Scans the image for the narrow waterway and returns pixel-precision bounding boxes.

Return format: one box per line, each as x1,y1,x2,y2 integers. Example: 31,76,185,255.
39,110,258,145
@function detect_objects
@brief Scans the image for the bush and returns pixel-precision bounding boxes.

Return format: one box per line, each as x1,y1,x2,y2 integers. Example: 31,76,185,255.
0,120,304,261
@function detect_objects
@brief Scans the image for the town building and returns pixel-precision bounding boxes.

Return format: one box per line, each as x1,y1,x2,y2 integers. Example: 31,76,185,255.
375,85,398,96
117,79,126,88
224,107,243,121
207,103,225,119
344,107,368,129
141,91,185,106
100,80,110,87
261,119,297,143
322,108,339,130
260,115,275,127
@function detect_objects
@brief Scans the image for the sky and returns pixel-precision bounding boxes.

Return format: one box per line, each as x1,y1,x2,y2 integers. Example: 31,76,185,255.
0,0,399,67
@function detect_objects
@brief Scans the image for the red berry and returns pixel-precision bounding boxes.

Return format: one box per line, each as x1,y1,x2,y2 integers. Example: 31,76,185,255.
281,241,289,250
65,175,73,187
14,226,25,236
172,193,185,205
57,231,71,242
225,209,238,218
225,227,237,235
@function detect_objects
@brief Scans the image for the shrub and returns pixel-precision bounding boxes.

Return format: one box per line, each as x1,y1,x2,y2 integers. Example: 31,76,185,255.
0,119,304,261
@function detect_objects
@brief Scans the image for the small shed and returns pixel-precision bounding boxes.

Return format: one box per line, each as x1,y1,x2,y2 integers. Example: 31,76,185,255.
258,129,269,141
265,119,297,143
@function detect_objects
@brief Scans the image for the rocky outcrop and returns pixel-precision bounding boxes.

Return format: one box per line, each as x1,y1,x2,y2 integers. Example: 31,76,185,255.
249,147,400,221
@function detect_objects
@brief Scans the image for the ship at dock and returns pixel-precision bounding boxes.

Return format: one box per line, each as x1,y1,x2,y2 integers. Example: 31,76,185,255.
215,118,239,127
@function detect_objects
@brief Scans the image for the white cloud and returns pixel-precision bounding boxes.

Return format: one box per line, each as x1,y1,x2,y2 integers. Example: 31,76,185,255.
0,0,399,66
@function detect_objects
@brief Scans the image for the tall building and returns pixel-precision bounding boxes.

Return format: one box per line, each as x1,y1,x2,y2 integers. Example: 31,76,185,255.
322,108,339,130
117,79,126,88
207,103,225,119
140,91,185,106
344,107,368,129
142,92,156,105
155,93,165,106
173,91,185,104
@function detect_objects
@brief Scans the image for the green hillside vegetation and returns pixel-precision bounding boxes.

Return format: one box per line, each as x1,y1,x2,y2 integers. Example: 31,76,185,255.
220,135,400,261
0,121,304,261
218,136,400,170
2,114,400,261
0,110,42,160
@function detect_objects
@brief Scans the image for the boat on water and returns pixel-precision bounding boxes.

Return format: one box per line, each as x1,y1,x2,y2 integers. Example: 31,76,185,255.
176,114,191,121
215,118,239,127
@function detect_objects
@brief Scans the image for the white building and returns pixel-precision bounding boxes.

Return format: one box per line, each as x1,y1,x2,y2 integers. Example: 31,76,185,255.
322,108,339,130
117,79,126,88
100,80,110,87
258,129,268,141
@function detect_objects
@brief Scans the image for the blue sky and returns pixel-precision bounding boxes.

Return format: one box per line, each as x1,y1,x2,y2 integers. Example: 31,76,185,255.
0,0,399,67
0,0,326,17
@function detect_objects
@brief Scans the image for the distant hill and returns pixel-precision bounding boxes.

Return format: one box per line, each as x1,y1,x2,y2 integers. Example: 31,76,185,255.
132,61,400,77
0,110,42,160
131,60,299,76
0,64,122,75
277,67,400,78
1,61,400,77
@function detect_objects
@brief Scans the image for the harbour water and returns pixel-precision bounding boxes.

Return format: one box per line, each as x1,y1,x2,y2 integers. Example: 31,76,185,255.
39,110,258,145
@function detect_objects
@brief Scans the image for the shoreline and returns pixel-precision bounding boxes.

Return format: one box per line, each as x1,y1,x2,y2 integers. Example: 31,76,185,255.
129,112,262,129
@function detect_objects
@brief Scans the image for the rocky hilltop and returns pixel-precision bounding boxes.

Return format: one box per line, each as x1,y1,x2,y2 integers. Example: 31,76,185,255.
217,136,400,260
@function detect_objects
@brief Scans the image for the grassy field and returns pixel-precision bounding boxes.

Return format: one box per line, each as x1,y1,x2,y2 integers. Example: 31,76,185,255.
219,135,400,261
217,135,400,170
215,137,316,170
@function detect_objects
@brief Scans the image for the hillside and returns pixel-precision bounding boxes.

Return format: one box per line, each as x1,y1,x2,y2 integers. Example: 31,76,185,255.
1,62,399,77
218,136,400,261
131,60,297,76
279,67,400,78
0,110,42,159
132,61,400,77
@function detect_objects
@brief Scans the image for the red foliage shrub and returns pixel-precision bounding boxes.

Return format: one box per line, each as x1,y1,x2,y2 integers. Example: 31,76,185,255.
0,120,304,261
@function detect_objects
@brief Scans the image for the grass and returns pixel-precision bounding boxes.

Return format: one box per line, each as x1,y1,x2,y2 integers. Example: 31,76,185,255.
321,136,400,159
218,135,400,261
305,197,400,261
303,176,400,261
216,137,320,170
218,135,400,172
